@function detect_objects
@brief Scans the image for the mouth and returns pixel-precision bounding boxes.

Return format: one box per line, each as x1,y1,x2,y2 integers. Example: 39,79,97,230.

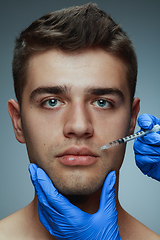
56,146,99,166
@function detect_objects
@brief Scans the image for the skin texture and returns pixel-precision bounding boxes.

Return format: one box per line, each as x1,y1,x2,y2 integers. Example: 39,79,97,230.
1,48,159,239
9,48,139,197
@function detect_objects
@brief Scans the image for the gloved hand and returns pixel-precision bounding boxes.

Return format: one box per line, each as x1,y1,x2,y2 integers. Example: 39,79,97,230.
134,113,160,181
29,163,121,240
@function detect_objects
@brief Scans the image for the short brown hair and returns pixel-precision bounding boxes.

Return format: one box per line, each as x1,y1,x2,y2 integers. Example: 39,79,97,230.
12,3,137,105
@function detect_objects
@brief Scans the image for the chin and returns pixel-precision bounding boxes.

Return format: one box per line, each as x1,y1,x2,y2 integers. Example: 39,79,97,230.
58,186,97,196
52,175,105,196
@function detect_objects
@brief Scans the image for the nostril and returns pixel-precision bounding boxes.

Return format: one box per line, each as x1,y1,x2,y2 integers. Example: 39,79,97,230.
68,132,74,135
63,108,94,138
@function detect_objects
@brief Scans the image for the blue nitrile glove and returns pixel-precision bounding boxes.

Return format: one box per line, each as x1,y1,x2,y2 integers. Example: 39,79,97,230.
29,163,121,240
134,114,160,181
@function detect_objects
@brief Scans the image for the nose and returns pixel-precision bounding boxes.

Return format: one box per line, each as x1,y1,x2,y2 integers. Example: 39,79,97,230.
63,102,94,139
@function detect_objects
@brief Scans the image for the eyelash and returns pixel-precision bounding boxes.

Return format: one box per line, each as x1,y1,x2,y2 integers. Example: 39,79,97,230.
41,98,64,109
92,98,113,109
41,98,113,110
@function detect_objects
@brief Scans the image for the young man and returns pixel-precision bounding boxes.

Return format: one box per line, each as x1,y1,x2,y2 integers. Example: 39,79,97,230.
0,3,159,239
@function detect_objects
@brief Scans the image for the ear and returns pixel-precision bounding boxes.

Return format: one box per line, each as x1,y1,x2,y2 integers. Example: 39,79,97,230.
8,99,25,143
128,97,140,135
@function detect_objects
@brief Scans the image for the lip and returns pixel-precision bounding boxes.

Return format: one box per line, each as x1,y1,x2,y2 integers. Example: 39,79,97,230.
56,146,99,166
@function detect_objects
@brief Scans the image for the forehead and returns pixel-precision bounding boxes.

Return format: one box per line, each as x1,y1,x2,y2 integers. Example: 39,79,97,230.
25,48,129,97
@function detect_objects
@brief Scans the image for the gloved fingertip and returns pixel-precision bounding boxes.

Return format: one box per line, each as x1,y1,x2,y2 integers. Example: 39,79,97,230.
108,171,116,186
103,171,116,192
138,114,153,130
28,163,38,181
28,163,38,172
37,168,50,181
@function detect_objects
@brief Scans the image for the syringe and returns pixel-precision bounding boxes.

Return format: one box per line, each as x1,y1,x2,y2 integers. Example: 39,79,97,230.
100,124,160,150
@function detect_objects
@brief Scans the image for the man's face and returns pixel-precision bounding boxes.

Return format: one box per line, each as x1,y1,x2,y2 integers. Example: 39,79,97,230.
11,48,139,195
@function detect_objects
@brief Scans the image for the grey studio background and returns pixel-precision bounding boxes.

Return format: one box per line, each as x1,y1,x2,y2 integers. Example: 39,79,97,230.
0,0,160,235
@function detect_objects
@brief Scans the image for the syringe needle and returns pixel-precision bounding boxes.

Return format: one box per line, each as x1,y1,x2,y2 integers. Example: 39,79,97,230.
100,124,160,150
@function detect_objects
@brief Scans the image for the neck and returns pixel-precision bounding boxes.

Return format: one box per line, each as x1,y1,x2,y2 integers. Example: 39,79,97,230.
64,189,102,214
35,171,120,214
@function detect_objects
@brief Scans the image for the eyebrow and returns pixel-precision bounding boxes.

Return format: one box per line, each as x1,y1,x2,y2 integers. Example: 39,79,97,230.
86,87,124,100
30,85,69,101
30,85,124,101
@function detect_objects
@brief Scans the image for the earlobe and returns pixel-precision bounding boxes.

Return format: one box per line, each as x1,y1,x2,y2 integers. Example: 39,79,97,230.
129,97,140,135
8,99,26,143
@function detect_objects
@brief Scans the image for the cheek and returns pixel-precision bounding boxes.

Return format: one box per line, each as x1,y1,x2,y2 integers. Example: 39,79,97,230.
22,109,63,140
94,109,130,171
114,115,131,137
94,109,131,143
109,143,126,170
21,110,64,162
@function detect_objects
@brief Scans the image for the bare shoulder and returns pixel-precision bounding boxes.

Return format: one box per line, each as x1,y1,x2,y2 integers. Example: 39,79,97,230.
0,210,24,239
118,206,160,240
0,201,55,240
0,205,31,240
129,216,160,240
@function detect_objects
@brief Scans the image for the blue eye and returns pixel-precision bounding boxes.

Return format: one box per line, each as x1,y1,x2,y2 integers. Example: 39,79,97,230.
93,99,111,108
44,99,62,108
